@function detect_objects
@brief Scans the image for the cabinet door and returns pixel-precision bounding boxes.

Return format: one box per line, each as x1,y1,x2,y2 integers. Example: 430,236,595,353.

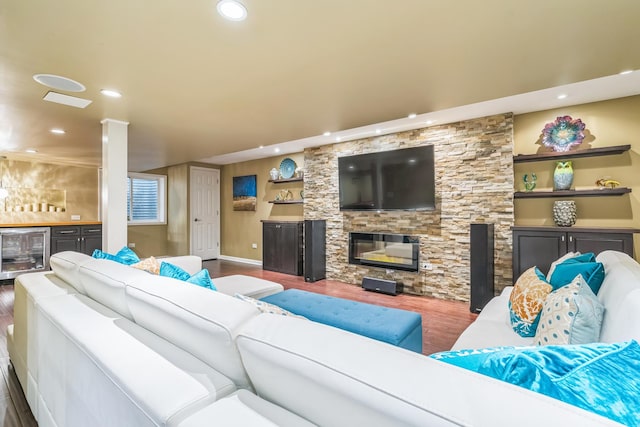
512,230,566,282
568,232,634,257
278,223,302,275
80,226,102,255
262,223,279,272
51,226,81,255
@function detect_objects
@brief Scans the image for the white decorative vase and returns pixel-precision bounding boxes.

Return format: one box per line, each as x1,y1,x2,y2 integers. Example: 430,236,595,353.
269,168,279,181
552,200,577,227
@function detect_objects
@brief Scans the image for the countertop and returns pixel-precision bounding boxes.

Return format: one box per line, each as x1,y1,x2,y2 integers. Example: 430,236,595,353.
0,222,102,228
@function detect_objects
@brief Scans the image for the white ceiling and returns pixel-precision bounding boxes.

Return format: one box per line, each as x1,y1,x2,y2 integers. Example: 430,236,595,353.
1,0,639,171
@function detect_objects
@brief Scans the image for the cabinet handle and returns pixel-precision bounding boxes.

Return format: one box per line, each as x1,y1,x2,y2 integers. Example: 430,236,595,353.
86,229,101,233
569,235,573,242
58,230,76,234
77,238,81,242
561,235,565,242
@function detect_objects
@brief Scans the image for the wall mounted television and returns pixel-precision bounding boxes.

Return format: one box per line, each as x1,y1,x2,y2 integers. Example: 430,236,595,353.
338,145,436,211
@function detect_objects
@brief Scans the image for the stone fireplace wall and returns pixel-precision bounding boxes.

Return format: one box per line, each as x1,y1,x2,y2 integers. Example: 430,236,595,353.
303,113,514,301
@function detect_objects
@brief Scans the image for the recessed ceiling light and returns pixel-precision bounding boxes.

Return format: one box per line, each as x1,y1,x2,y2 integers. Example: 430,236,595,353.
217,0,247,21
336,136,342,142
100,89,122,98
259,145,264,149
375,129,381,134
557,94,568,100
33,74,86,92
274,148,280,153
426,120,435,125
50,128,66,134
25,149,38,154
323,131,331,136
408,113,417,119
620,70,633,75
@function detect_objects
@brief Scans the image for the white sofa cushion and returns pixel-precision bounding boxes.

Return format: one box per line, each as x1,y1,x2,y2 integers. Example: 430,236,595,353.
177,390,315,427
125,275,259,389
596,250,640,343
36,293,233,427
77,258,152,320
49,251,94,294
237,314,613,427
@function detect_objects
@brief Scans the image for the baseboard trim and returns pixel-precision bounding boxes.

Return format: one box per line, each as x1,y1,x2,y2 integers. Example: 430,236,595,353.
217,255,263,266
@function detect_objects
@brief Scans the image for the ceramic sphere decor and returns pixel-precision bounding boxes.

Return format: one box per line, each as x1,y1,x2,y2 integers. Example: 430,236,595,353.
542,116,586,152
553,161,574,191
553,200,577,227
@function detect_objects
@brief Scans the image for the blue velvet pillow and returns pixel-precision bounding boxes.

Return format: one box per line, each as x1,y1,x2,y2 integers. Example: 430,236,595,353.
477,341,640,425
430,346,515,371
159,262,216,290
92,247,140,265
549,259,605,294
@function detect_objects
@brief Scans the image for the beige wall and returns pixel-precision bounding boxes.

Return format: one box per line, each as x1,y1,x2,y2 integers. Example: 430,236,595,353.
220,153,304,261
0,159,99,224
513,95,640,258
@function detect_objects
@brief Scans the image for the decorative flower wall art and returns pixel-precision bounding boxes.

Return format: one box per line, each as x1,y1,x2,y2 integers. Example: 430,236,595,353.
541,116,586,152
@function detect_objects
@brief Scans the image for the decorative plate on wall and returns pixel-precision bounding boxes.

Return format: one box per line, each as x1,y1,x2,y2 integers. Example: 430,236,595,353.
279,158,297,179
541,115,586,152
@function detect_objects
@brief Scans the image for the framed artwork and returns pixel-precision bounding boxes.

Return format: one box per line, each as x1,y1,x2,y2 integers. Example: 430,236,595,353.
233,174,257,211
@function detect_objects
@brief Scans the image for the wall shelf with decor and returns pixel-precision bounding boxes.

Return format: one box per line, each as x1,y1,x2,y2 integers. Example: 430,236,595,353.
514,188,632,198
268,177,303,184
268,200,303,204
513,144,631,163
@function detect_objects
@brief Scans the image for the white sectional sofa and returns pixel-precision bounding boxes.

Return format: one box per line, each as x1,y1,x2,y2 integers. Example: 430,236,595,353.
7,251,623,426
453,250,640,350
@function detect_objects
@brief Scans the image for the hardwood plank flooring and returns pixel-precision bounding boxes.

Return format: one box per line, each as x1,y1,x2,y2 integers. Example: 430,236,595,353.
204,259,477,355
0,259,477,427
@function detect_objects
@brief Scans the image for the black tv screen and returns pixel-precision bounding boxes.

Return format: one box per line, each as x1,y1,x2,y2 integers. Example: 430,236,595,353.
338,145,436,211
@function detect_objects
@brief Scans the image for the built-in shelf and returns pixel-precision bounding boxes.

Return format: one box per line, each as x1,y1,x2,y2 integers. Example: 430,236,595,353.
513,144,631,163
514,188,632,198
268,177,303,184
268,200,304,204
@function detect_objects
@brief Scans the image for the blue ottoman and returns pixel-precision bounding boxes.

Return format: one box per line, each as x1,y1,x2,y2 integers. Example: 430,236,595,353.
260,289,423,353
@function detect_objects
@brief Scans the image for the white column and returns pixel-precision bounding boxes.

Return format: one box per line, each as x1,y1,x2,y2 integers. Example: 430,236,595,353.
101,118,129,253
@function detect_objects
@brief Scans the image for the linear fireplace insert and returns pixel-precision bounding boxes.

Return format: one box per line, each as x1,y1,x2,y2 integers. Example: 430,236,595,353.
349,232,419,272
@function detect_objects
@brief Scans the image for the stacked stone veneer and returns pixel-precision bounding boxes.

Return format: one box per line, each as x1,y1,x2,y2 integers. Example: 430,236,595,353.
304,113,514,301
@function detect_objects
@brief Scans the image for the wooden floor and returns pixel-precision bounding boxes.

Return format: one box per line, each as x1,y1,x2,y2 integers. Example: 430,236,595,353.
0,259,477,427
203,259,478,355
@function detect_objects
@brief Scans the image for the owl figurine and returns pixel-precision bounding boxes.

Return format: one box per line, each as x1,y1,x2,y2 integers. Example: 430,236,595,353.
553,161,574,191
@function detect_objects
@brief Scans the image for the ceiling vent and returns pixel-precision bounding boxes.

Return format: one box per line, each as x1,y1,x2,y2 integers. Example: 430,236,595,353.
43,91,92,108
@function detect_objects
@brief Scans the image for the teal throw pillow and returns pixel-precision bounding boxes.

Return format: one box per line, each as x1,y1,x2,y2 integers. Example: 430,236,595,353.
534,275,604,346
476,340,640,426
568,252,596,263
549,259,605,294
159,262,216,290
92,246,140,265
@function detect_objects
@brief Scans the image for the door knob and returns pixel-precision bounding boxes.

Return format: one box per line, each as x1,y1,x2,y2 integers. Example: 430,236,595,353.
194,218,200,222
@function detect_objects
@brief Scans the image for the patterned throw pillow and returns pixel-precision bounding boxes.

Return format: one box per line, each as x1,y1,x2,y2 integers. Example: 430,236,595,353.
534,275,604,346
131,256,161,274
234,294,306,319
509,267,552,337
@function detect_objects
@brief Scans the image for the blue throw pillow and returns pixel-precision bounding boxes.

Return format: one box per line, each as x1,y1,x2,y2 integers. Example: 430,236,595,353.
476,340,640,426
159,262,216,290
92,246,140,265
549,259,605,294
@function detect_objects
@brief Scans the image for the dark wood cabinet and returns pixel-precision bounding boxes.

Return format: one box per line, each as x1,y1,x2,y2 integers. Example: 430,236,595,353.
51,225,102,256
262,221,303,275
512,226,636,281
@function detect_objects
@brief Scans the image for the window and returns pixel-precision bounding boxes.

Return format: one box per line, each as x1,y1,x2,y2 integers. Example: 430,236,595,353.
127,173,166,225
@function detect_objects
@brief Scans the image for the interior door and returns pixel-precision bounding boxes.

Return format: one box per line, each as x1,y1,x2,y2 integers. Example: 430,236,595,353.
190,167,220,260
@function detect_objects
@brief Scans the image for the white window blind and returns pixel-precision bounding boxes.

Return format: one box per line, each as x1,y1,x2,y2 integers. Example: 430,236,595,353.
127,173,166,225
